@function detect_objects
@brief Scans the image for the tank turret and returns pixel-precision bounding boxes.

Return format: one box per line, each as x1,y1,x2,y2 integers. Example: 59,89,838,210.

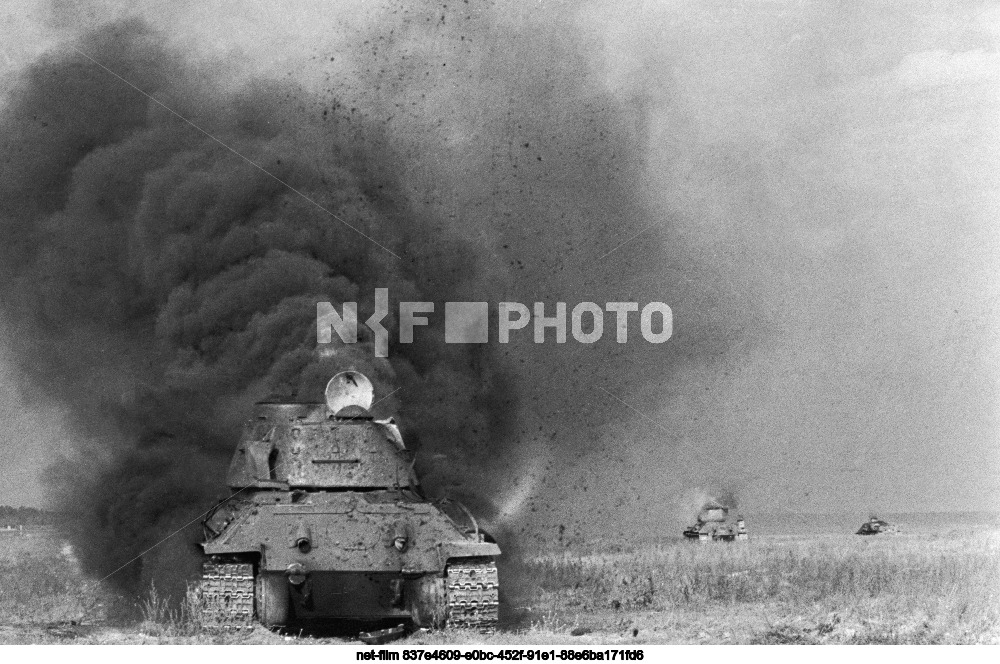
197,372,500,633
224,402,414,490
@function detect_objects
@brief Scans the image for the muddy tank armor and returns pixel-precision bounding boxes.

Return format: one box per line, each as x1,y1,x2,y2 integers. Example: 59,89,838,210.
198,372,500,632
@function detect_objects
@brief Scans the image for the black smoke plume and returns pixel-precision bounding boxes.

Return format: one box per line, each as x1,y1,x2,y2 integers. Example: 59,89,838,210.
0,18,519,596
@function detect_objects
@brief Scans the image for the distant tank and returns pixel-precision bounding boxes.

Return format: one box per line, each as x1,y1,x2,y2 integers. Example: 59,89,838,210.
198,371,500,632
856,515,896,535
682,500,748,542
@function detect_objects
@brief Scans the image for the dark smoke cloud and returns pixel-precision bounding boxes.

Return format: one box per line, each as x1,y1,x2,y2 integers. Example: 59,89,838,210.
0,18,522,594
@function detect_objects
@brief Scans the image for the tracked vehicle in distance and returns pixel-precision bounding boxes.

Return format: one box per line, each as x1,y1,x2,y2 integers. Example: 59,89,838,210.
198,372,500,632
855,515,896,535
682,500,748,542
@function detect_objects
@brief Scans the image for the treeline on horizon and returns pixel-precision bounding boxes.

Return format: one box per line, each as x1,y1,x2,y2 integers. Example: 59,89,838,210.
0,506,59,528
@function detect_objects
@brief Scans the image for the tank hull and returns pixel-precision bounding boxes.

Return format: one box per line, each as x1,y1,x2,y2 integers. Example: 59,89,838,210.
856,517,895,535
202,489,498,572
200,489,499,629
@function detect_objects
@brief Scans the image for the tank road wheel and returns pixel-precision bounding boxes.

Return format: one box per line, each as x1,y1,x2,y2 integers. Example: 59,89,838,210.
408,575,448,629
198,562,255,631
256,572,290,628
445,558,499,633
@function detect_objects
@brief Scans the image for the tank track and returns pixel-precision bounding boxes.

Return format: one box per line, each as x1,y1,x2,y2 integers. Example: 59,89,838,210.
198,562,255,631
446,559,499,633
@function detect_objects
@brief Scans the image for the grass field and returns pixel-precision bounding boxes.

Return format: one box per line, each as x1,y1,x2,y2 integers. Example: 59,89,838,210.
1,527,998,644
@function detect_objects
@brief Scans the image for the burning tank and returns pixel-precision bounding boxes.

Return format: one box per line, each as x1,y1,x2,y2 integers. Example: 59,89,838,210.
198,371,500,632
682,500,748,542
855,515,896,535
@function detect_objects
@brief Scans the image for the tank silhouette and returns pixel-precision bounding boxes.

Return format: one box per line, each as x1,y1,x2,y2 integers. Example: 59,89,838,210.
856,515,896,535
682,500,748,542
198,371,500,632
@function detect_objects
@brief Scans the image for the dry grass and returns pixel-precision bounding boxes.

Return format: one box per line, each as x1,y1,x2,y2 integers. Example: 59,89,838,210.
1,527,998,644
514,531,1000,643
135,582,209,637
0,531,112,626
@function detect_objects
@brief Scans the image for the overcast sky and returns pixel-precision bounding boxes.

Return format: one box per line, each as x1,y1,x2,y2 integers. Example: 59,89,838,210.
1,1,997,521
